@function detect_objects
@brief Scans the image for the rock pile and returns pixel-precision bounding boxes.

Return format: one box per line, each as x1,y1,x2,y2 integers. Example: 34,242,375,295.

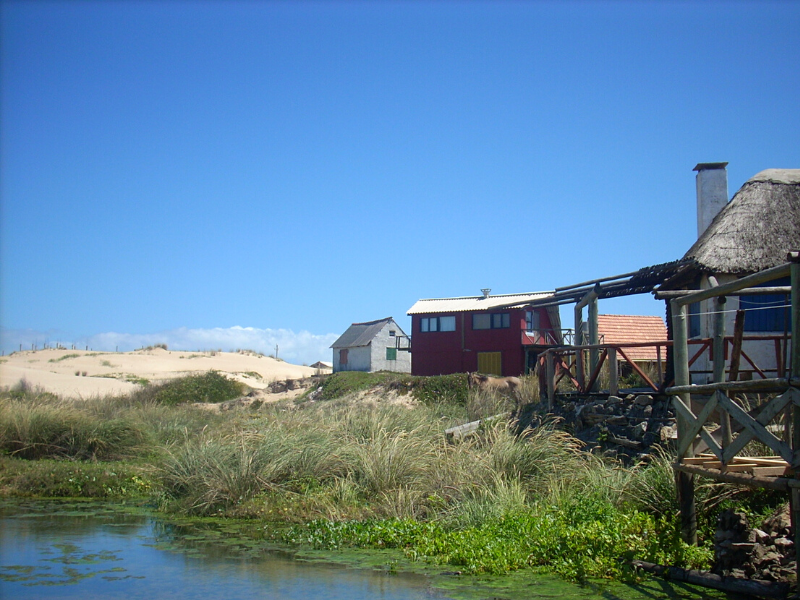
714,506,796,585
529,394,677,458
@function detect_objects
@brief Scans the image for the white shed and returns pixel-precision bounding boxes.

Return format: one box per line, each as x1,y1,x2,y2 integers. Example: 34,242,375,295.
330,317,411,373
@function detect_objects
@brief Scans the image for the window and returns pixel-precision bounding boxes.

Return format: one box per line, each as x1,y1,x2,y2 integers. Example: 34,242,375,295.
420,316,456,332
741,277,791,333
339,349,348,365
386,347,397,361
525,311,540,332
473,312,510,330
389,330,396,336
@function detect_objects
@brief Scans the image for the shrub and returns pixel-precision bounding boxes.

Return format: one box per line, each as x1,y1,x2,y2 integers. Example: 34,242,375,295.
147,371,245,405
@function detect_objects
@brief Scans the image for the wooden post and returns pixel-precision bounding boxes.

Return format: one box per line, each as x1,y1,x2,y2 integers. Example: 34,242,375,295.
608,347,618,397
729,310,746,382
546,350,555,409
574,287,599,393
657,344,663,386
672,298,697,545
714,296,732,448
788,253,800,585
574,304,584,391
589,295,599,391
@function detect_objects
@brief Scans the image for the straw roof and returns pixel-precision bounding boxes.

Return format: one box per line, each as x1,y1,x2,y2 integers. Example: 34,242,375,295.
683,169,800,275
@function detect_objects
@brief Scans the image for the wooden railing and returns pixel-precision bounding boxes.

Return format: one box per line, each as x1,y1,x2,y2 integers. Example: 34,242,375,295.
539,334,791,405
666,255,799,546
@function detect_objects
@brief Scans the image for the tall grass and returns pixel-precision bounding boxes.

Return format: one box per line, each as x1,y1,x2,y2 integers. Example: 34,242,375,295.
0,393,147,460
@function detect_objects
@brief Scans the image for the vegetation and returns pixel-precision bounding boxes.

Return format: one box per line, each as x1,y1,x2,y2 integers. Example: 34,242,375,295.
48,353,80,363
144,371,245,405
0,373,785,585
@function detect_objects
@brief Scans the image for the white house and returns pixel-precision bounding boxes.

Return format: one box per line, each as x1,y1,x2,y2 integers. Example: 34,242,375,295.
660,164,799,382
330,317,411,373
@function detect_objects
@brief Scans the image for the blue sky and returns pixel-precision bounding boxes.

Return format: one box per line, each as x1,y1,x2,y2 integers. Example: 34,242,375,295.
2,1,799,364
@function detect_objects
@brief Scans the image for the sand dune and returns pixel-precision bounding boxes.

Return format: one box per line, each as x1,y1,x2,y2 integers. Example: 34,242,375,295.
0,348,323,398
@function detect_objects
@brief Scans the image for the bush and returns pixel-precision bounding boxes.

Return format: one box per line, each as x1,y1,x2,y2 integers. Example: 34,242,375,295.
147,371,245,405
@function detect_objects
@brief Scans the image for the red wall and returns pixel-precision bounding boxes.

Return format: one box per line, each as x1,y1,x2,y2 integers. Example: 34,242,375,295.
410,307,554,376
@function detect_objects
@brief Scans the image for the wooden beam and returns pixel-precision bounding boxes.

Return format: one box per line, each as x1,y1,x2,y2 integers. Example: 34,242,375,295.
674,263,791,307
617,347,658,391
673,463,790,491
655,286,792,299
666,377,796,395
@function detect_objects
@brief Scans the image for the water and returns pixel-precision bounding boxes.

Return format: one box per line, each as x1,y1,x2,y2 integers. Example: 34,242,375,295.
1,500,727,600
0,501,441,600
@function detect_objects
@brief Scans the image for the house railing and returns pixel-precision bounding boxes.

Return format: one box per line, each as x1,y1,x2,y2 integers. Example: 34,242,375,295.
665,255,799,546
539,333,792,404
395,335,411,352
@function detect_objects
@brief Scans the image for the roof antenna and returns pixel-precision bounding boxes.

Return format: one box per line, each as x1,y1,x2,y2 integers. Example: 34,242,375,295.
481,288,491,299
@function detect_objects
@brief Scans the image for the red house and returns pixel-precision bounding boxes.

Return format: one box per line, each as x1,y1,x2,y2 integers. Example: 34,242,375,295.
406,290,560,377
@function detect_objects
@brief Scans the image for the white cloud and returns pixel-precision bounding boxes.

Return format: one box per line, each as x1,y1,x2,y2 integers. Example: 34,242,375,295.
0,326,338,366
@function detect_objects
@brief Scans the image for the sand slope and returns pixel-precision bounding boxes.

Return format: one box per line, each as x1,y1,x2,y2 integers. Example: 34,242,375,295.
0,348,322,398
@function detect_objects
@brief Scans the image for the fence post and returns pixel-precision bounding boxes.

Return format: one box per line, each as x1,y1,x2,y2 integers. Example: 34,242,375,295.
546,350,555,410
574,305,584,391
714,296,732,448
608,347,618,397
589,295,599,391
789,253,800,582
672,298,697,545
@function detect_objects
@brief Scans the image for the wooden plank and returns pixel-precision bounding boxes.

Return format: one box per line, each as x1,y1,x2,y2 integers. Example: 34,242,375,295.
737,456,789,467
704,462,759,472
683,456,713,465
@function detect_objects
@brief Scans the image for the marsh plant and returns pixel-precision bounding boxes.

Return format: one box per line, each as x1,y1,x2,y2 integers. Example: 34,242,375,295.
2,372,781,582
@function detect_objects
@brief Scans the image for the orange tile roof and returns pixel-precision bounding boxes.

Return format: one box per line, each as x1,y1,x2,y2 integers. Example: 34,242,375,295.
597,314,668,362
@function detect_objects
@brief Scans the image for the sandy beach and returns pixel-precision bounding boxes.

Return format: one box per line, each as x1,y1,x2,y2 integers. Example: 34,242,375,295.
0,348,324,398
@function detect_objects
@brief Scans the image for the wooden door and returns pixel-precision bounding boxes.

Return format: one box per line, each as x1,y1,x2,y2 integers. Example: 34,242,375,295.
477,352,502,376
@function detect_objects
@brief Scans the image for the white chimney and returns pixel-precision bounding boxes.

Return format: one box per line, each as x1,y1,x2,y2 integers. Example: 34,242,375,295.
694,162,728,238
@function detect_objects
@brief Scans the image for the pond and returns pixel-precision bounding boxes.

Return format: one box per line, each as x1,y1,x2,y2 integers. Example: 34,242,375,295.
0,500,725,600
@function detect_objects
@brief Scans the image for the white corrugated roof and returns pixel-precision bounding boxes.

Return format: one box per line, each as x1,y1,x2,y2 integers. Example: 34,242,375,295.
407,292,554,315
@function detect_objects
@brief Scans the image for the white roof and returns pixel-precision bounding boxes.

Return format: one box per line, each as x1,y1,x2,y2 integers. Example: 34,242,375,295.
407,291,554,315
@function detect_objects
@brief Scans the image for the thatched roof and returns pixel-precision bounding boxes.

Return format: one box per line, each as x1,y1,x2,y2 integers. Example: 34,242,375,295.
683,169,800,275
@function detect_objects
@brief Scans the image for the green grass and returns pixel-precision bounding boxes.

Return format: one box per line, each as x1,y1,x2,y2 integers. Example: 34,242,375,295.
0,457,153,498
48,353,80,363
145,371,244,405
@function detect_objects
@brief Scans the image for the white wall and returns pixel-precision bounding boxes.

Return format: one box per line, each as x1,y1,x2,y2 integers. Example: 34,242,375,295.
332,345,372,372
369,321,411,373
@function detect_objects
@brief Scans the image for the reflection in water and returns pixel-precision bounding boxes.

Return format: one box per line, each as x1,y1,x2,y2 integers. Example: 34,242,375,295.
1,501,724,600
0,501,441,600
